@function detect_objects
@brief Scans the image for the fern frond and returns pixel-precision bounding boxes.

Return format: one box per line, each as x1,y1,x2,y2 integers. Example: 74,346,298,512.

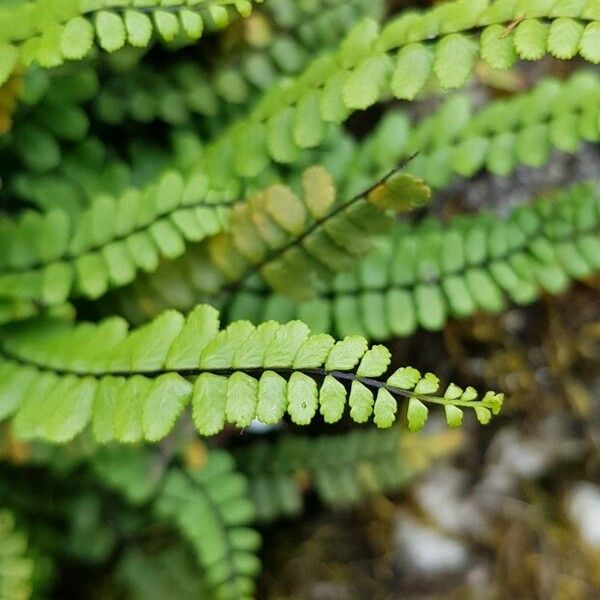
0,304,502,443
197,0,600,182
0,0,265,82
155,453,260,600
235,427,463,522
92,446,261,600
188,164,429,301
0,158,428,315
0,509,35,600
351,70,600,192
224,182,600,340
93,0,385,130
0,167,233,309
111,69,600,324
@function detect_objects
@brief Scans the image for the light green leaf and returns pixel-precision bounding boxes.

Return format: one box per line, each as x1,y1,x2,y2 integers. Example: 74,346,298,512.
287,372,318,425
407,397,428,432
143,374,192,441
434,34,478,89
180,10,204,39
414,372,439,395
373,388,397,428
95,11,126,53
387,366,421,390
343,53,392,110
192,373,227,436
580,22,600,63
325,335,368,370
547,17,583,59
226,372,258,428
125,10,153,47
474,405,492,424
480,24,517,69
166,305,220,369
154,11,180,41
256,371,287,424
444,383,463,400
61,17,94,60
349,380,374,423
318,375,347,423
263,321,310,367
444,404,464,428
391,43,433,100
514,19,549,60
356,344,391,377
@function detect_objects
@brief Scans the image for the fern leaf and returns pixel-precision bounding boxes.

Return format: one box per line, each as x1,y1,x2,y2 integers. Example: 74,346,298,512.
0,305,502,442
196,1,600,181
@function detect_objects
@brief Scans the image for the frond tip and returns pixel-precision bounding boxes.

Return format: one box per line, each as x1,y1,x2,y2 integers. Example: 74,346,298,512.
0,305,503,443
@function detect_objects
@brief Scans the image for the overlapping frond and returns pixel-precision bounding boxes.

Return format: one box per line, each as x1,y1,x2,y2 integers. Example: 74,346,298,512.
113,70,600,324
0,169,231,313
191,164,429,301
93,0,385,130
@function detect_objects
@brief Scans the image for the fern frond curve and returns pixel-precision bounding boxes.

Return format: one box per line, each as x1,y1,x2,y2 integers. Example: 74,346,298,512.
111,69,600,325
0,305,503,443
92,0,385,130
190,163,429,302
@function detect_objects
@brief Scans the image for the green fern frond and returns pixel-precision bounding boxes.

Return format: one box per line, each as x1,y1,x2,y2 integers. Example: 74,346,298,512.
0,158,428,315
235,427,463,522
197,0,600,182
93,0,385,129
0,509,35,600
195,164,429,301
0,304,502,443
353,70,600,191
155,453,260,600
92,446,261,600
224,181,600,340
0,0,265,82
110,69,600,324
0,168,232,309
